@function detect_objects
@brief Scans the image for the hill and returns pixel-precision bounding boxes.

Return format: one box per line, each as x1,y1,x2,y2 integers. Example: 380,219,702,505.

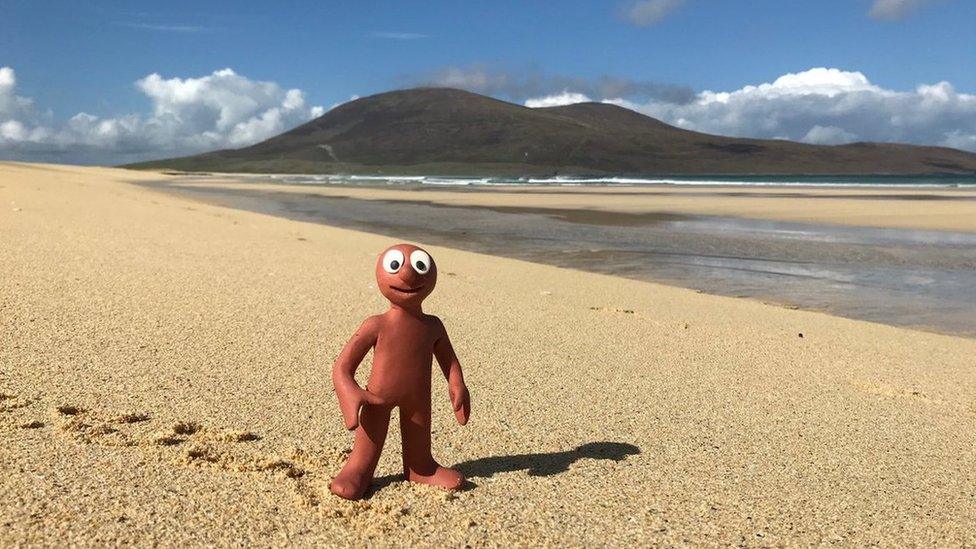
126,88,976,176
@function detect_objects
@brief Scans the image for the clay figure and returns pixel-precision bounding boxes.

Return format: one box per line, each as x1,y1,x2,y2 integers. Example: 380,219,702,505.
330,243,471,500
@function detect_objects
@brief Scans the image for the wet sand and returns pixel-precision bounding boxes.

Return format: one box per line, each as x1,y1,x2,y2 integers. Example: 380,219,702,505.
3,163,976,546
169,173,976,231
143,177,976,337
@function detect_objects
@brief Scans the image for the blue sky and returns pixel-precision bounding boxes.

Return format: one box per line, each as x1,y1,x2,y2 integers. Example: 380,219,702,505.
2,0,975,163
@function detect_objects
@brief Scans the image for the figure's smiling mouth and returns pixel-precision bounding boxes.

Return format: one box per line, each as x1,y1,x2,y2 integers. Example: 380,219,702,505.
391,285,424,294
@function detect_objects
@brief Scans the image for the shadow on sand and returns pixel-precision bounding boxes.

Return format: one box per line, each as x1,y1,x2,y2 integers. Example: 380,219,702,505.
369,442,640,496
455,441,640,480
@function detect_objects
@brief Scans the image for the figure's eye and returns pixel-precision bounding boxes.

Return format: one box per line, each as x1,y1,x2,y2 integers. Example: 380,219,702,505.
410,250,432,274
382,249,405,273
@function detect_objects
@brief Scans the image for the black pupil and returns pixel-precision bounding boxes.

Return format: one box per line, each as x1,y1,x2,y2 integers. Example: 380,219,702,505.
416,261,426,271
390,260,400,270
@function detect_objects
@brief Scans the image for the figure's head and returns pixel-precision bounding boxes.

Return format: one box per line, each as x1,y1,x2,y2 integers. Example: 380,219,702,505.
375,243,437,307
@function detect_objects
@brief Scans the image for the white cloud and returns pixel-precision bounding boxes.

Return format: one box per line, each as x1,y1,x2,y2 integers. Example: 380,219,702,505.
868,0,942,20
411,64,694,104
0,67,323,164
428,66,507,93
618,0,686,26
942,131,976,151
523,67,976,152
0,67,40,125
524,91,592,108
724,67,882,98
802,125,858,145
328,95,360,112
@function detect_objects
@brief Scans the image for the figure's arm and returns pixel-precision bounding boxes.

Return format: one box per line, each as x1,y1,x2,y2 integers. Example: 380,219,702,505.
433,319,470,426
332,316,385,430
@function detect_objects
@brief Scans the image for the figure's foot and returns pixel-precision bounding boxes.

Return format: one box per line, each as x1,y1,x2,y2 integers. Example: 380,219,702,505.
330,469,372,500
404,465,465,491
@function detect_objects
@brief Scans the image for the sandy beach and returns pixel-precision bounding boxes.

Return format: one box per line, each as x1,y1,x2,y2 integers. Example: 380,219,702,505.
3,162,976,546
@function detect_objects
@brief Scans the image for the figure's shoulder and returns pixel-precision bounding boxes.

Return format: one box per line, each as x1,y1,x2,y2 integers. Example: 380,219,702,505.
422,312,443,324
356,314,384,335
423,313,447,333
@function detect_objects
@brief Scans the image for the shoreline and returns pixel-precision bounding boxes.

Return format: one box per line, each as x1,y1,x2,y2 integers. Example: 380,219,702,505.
148,171,976,233
139,175,976,338
130,165,976,187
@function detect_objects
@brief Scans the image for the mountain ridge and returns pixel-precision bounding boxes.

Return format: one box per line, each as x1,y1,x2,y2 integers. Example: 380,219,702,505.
126,87,976,176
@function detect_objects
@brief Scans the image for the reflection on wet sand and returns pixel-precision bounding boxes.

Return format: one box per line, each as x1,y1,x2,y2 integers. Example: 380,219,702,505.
140,179,976,337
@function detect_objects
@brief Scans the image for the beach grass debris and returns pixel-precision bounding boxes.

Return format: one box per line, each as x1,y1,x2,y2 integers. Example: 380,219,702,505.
150,432,182,446
217,429,261,442
172,421,202,435
184,444,219,463
114,412,151,423
56,405,84,416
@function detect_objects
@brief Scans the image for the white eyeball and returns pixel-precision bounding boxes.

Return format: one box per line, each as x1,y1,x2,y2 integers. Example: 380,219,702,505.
410,250,432,274
382,249,405,273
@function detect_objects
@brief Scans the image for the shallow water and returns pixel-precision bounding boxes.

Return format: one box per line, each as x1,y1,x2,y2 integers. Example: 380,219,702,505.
261,173,976,188
143,180,976,338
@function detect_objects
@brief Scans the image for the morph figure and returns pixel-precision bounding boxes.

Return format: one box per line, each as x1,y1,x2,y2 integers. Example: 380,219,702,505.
330,244,471,500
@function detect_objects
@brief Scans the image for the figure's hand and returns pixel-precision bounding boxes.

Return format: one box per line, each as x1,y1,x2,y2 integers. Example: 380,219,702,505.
337,387,386,431
449,381,470,426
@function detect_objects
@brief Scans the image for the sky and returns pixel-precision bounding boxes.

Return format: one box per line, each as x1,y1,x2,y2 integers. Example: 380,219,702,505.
2,0,975,164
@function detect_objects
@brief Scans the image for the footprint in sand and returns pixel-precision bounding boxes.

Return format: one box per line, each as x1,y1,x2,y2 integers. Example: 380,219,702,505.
2,391,466,527
39,399,354,507
1,392,47,429
0,392,35,413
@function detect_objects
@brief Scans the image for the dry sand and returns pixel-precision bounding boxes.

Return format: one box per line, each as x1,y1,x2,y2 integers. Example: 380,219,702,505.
168,175,976,232
2,162,975,546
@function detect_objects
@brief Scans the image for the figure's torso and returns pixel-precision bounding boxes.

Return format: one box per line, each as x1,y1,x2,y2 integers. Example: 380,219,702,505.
366,309,440,404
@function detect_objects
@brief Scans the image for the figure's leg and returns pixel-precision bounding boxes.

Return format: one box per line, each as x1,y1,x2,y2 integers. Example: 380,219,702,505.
399,399,464,490
330,403,392,500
